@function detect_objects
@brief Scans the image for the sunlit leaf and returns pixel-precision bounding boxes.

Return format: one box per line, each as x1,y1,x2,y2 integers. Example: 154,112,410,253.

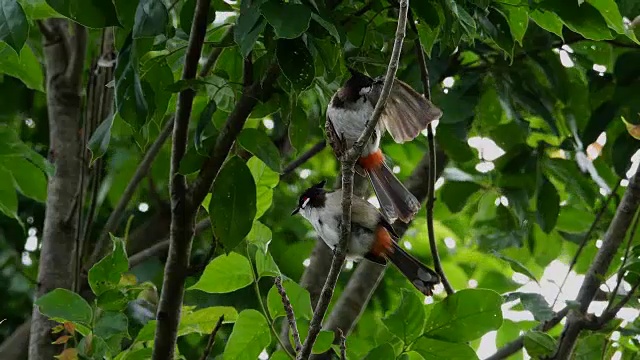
35,289,93,325
223,310,271,359
190,252,253,293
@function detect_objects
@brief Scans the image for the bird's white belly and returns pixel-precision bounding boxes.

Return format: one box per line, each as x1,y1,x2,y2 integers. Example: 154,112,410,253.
327,101,381,155
305,208,372,261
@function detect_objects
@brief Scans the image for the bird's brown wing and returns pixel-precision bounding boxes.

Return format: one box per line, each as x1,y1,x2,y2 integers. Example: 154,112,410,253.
368,79,443,143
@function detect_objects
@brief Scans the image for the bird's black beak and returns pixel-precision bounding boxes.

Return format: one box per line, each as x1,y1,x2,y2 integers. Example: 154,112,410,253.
291,206,300,216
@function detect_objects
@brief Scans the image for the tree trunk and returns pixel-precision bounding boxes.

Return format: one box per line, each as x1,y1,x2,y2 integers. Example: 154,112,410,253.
29,19,87,360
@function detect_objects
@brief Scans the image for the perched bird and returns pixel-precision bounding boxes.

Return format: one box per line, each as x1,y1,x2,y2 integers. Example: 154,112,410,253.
325,68,442,223
291,180,440,296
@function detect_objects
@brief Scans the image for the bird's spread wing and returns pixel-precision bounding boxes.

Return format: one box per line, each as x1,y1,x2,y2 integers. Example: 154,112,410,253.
368,79,443,143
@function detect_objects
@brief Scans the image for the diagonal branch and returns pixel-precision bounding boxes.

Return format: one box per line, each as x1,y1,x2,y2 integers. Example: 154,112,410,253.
297,1,409,358
276,277,302,354
552,167,640,359
151,0,212,357
282,141,327,176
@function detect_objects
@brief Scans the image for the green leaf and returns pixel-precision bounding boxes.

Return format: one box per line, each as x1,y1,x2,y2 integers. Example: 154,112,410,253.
574,334,608,360
256,250,280,278
0,0,28,53
88,236,129,296
115,35,150,130
179,306,238,335
440,181,482,213
88,114,115,165
411,337,478,360
223,309,271,360
529,9,564,39
195,100,217,153
539,0,613,40
45,0,120,28
3,157,47,202
310,13,339,42
246,220,272,253
237,128,281,172
0,42,44,91
424,289,503,342
581,100,618,145
132,0,168,38
499,4,528,45
523,330,556,358
399,352,426,360
210,156,257,252
0,166,18,221
267,279,312,320
94,312,130,340
17,0,60,19
384,289,426,343
536,176,560,233
234,0,267,58
478,7,514,57
586,0,625,34
247,156,279,188
260,2,311,39
363,343,395,360
35,288,93,325
556,206,596,234
288,105,310,154
277,38,315,91
296,321,335,354
612,132,640,178
190,252,253,293
491,251,539,284
505,292,554,322
416,22,440,57
140,58,173,123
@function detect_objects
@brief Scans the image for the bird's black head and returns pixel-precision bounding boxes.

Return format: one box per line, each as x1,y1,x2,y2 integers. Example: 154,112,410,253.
333,68,375,104
291,180,328,216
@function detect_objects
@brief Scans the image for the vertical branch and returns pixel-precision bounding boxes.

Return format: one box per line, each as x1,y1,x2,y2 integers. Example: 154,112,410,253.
338,329,346,360
297,1,410,358
552,168,640,359
606,207,640,312
151,0,211,357
275,277,302,353
408,10,453,295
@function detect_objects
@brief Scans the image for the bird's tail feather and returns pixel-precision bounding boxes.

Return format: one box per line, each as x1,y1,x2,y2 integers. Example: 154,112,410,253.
387,241,440,296
367,161,420,223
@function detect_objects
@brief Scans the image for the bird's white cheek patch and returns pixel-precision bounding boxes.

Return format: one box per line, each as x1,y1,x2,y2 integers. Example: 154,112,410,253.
359,86,371,95
302,198,310,209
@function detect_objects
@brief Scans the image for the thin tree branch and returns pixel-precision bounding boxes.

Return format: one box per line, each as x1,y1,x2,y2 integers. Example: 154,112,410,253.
552,168,640,359
606,207,640,313
551,181,621,307
152,0,211,357
89,26,230,268
276,277,302,354
485,307,570,360
282,141,327,176
297,1,409,358
199,315,224,360
408,9,453,296
597,282,640,328
338,329,346,360
200,27,233,76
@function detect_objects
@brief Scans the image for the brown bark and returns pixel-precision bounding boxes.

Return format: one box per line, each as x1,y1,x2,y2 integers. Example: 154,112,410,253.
29,19,87,360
